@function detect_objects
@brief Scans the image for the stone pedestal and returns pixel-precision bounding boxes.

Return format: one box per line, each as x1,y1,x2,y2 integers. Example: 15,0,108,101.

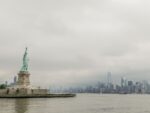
17,71,30,88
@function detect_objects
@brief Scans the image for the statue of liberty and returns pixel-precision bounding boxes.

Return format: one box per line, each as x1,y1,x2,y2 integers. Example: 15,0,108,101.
20,47,29,72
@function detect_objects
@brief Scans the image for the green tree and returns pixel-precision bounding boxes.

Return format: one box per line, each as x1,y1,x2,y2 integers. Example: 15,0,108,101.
0,84,7,89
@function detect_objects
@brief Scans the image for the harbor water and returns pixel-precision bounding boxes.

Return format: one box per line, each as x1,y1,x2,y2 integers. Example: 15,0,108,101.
0,94,150,113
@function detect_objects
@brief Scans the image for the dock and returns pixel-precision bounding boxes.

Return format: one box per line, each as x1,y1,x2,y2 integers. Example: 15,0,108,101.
0,93,76,98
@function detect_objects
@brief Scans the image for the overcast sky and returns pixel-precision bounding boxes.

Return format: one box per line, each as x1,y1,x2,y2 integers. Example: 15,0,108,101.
0,0,150,87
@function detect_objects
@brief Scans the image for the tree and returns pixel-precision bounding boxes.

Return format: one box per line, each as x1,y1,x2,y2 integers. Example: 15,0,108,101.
0,84,7,89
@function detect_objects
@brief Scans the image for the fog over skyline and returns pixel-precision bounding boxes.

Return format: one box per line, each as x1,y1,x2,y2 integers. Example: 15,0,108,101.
0,0,150,87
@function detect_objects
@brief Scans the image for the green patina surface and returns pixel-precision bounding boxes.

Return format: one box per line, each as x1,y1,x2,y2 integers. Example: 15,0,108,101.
20,47,29,72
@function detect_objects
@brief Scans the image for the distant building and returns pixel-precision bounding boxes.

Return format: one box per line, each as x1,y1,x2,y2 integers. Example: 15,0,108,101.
121,77,127,87
14,76,17,85
107,72,112,88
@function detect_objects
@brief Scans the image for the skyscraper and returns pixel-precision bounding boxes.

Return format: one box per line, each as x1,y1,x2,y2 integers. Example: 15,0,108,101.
107,72,112,88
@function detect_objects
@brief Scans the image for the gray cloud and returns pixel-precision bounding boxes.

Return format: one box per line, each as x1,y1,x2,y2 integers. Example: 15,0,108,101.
0,0,150,87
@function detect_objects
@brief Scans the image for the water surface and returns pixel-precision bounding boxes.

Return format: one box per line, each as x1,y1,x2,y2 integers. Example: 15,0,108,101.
0,94,150,113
